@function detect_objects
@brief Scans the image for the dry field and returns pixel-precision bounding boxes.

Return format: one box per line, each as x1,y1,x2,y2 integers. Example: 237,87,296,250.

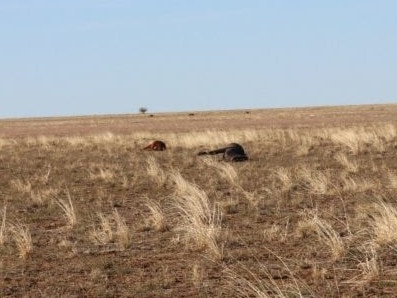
2,104,397,297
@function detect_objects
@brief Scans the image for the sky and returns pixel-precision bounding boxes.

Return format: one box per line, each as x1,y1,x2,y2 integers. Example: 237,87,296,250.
1,1,397,118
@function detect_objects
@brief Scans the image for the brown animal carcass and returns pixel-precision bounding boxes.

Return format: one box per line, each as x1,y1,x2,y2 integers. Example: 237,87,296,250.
197,143,248,162
144,140,167,151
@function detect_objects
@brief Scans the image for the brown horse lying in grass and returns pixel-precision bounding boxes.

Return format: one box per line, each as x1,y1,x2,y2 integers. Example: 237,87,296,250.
144,140,167,151
197,143,248,162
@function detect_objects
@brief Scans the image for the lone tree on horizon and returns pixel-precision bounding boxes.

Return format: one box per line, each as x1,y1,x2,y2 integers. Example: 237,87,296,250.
139,107,148,114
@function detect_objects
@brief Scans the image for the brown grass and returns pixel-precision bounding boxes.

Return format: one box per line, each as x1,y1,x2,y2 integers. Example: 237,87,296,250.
2,104,397,296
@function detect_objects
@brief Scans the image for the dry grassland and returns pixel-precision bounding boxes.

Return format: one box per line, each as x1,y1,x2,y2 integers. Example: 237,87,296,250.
1,104,397,297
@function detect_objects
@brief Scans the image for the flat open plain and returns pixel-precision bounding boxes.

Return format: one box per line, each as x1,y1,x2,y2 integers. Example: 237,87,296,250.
1,104,397,297
2,104,397,138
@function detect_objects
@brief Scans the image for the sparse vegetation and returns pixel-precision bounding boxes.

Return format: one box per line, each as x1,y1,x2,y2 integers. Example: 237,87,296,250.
2,105,397,296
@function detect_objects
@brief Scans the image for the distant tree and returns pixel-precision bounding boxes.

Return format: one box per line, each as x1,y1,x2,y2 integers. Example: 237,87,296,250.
139,107,148,114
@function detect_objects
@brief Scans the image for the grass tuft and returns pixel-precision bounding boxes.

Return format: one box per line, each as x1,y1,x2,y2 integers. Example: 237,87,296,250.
56,191,77,227
9,222,32,259
171,171,223,260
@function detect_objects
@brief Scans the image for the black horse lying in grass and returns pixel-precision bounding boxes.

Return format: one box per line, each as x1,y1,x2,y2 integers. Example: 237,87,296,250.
197,143,248,162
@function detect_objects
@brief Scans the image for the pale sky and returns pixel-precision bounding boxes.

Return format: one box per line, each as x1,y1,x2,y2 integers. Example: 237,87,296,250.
1,1,396,118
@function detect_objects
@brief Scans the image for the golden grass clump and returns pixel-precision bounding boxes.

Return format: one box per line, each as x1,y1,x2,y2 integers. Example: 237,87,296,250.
224,257,312,298
201,157,238,186
296,165,332,195
90,209,132,250
334,152,359,173
112,209,131,251
367,201,397,246
90,213,114,245
297,211,346,261
171,171,223,260
146,156,167,187
10,178,32,194
9,222,33,259
55,191,77,227
88,166,118,182
144,199,168,232
329,125,395,154
272,167,294,192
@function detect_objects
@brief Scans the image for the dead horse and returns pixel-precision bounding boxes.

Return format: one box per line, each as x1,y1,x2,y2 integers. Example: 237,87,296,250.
197,143,248,162
143,140,167,151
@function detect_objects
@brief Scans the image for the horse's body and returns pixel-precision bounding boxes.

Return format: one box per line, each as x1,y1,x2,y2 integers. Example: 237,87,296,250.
198,143,248,162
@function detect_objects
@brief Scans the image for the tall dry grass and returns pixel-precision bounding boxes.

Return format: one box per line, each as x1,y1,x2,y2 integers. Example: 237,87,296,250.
55,191,77,227
225,250,312,298
9,222,32,259
296,165,332,195
201,157,238,186
145,199,168,232
146,156,167,187
112,209,131,251
171,171,223,260
329,124,395,154
366,200,397,246
334,152,359,173
90,213,114,245
296,211,346,261
310,214,346,261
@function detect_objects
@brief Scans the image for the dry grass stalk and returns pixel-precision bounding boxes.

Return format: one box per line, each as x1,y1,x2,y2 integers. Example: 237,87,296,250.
64,136,87,146
346,243,380,287
339,175,377,193
219,197,239,215
330,129,360,154
0,138,11,149
357,244,380,283
377,123,397,142
171,171,223,260
309,214,345,261
0,207,6,245
113,209,131,251
334,152,358,173
225,267,277,298
92,132,116,143
37,165,52,184
146,156,167,187
56,191,77,227
9,222,32,259
386,170,397,189
168,129,255,148
273,167,294,192
191,263,206,288
10,179,32,194
296,166,331,195
202,157,238,186
367,201,397,245
330,126,392,154
30,188,57,206
145,199,168,232
90,213,114,245
224,256,310,298
89,167,116,182
263,221,289,243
